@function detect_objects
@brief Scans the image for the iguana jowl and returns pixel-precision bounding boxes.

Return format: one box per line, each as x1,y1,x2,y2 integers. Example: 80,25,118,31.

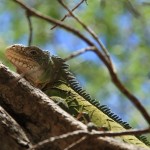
5,44,150,148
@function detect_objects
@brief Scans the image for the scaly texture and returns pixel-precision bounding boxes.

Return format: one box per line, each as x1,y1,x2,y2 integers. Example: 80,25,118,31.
5,44,150,149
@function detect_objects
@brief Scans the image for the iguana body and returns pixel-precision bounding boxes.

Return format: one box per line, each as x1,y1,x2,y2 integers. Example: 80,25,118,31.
5,44,150,148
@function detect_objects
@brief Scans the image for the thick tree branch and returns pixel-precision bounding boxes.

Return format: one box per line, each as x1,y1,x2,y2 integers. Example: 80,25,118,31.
0,64,148,150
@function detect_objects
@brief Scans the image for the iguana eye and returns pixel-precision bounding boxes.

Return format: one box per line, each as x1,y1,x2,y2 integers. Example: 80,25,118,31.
12,45,16,49
29,50,38,56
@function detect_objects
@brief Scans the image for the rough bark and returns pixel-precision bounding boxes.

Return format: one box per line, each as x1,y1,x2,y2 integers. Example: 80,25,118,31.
0,106,30,150
0,63,148,150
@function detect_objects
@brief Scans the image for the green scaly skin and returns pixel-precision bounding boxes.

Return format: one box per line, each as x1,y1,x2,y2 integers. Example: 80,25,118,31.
5,44,150,149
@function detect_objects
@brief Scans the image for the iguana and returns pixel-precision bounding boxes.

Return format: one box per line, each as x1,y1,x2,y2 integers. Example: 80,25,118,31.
5,44,150,149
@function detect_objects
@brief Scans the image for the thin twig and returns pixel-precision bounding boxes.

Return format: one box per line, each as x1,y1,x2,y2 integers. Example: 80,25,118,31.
125,0,141,18
12,0,95,47
64,46,96,61
58,0,113,67
142,2,150,6
26,10,33,46
29,128,150,149
51,0,86,30
64,136,87,150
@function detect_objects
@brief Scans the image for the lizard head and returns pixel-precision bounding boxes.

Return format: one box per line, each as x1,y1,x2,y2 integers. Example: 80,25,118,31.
5,44,53,87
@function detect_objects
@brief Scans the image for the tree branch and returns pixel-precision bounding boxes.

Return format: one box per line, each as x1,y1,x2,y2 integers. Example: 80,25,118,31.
30,129,150,150
51,0,86,30
64,46,96,61
26,10,33,46
58,0,112,65
12,0,94,47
